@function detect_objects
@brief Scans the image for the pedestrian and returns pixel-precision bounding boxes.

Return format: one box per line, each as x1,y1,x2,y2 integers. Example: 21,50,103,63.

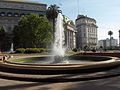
2,55,6,63
2,55,8,63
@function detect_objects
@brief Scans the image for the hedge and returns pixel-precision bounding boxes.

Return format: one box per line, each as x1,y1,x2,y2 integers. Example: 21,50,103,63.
72,48,77,52
16,48,25,53
15,48,46,53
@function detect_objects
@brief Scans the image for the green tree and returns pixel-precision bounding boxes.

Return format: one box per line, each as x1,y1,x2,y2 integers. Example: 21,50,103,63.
108,31,113,49
13,13,52,48
0,26,5,51
46,4,61,41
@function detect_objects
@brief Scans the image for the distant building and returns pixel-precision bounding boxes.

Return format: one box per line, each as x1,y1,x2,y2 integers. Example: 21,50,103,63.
63,15,76,50
98,37,118,49
119,30,120,47
0,0,46,50
75,15,98,50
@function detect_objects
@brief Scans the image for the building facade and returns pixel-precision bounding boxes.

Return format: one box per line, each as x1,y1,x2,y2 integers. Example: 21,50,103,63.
75,15,98,50
119,30,120,47
0,0,46,50
63,15,76,50
98,37,118,49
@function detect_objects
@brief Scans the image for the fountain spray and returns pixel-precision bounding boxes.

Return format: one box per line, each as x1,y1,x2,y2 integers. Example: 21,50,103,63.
53,13,68,64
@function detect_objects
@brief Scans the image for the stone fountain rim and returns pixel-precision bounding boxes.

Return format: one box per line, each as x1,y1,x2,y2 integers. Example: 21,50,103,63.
2,56,120,69
0,56,120,75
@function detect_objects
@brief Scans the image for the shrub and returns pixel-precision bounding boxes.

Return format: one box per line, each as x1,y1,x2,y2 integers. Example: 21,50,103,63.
25,48,39,53
15,48,46,53
91,48,96,52
39,48,45,53
16,48,25,53
46,49,52,53
72,48,77,52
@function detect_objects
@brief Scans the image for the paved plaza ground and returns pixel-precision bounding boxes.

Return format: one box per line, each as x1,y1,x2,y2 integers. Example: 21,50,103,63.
0,76,120,90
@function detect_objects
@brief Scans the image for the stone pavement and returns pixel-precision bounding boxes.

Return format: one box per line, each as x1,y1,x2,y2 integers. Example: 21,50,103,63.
0,76,120,90
0,66,120,82
0,66,120,90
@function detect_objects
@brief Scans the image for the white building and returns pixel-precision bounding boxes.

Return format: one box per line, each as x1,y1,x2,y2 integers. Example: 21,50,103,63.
63,15,76,50
75,15,98,50
98,37,118,49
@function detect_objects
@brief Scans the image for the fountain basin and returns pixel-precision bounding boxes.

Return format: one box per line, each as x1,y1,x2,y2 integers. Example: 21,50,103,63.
9,55,113,64
0,55,119,74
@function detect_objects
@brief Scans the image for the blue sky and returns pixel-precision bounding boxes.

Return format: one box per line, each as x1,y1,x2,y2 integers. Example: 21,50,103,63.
31,0,120,41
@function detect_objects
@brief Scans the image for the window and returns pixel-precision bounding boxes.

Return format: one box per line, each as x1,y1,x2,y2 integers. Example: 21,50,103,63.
7,12,12,17
20,13,25,17
84,33,86,37
14,13,19,17
0,12,5,16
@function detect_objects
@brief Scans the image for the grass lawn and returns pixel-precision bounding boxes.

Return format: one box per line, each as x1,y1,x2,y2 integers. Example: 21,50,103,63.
10,57,37,63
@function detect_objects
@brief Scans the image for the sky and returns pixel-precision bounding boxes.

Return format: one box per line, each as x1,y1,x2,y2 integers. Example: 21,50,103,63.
11,0,120,41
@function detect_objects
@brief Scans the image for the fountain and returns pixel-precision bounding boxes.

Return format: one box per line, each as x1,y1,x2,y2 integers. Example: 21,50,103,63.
9,43,14,53
52,13,68,64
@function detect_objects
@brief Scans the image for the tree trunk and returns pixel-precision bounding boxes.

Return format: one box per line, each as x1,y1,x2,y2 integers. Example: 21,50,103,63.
53,18,55,43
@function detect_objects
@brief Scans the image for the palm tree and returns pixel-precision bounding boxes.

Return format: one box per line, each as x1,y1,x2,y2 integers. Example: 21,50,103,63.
108,31,113,49
46,4,61,42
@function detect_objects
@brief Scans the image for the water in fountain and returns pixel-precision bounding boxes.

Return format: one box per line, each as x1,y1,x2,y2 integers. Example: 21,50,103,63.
9,43,14,53
52,13,69,64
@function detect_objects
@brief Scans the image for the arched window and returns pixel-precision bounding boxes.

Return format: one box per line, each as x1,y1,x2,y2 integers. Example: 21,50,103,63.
27,13,30,15
14,13,19,17
0,12,5,16
20,13,25,17
7,12,12,17
39,14,44,17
